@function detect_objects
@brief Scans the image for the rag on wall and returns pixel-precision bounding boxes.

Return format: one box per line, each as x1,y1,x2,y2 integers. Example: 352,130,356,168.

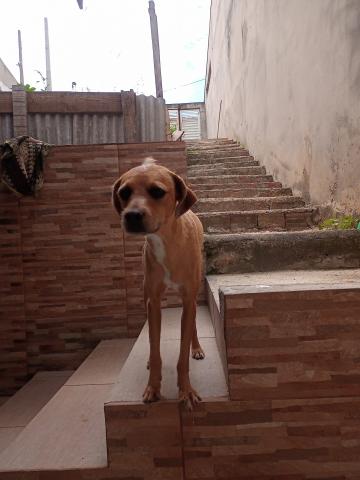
0,135,51,196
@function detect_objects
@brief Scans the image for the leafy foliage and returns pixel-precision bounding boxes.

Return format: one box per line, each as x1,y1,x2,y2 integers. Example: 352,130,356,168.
320,215,360,230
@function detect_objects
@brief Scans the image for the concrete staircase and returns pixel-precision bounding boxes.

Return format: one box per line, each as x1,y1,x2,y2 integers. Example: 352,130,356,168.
187,139,315,233
187,139,360,274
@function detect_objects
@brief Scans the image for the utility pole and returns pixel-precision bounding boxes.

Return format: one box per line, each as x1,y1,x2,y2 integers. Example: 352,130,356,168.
148,1,163,98
44,17,52,91
17,30,24,85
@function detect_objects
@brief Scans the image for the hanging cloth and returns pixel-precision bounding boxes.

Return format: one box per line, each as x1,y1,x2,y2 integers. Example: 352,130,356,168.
0,135,51,196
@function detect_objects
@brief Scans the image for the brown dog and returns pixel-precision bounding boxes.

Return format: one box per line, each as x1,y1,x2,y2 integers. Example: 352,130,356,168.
112,158,204,409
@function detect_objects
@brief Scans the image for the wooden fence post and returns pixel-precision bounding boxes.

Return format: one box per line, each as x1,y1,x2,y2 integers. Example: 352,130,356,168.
12,85,28,136
121,90,138,143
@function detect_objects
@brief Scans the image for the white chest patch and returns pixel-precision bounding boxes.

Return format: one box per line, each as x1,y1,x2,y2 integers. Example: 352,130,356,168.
147,234,179,290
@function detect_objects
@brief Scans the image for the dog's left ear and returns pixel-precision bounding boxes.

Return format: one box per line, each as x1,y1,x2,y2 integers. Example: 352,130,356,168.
112,177,123,216
171,172,197,217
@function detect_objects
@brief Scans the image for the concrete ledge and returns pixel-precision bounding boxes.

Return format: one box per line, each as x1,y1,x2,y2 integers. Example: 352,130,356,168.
205,229,360,274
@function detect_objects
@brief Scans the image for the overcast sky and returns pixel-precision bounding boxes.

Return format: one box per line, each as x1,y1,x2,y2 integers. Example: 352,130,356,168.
0,0,210,103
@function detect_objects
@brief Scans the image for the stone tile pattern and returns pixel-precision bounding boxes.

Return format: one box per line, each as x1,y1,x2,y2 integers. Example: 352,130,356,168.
223,287,360,401
0,142,187,393
0,190,26,395
176,285,360,479
105,402,183,480
2,397,360,479
20,145,126,377
181,397,360,479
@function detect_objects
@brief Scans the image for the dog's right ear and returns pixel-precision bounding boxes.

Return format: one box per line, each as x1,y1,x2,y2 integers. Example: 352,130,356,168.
112,178,123,216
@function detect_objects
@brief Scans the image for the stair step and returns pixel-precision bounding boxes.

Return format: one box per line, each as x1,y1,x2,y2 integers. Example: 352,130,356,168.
195,187,292,199
187,141,241,149
189,165,265,177
0,371,72,453
186,138,233,145
186,142,237,149
203,270,360,478
204,229,360,274
194,196,305,213
198,207,314,233
207,268,360,309
187,149,250,158
0,338,135,473
189,174,274,184
190,180,283,190
189,157,258,167
105,307,228,480
107,306,227,404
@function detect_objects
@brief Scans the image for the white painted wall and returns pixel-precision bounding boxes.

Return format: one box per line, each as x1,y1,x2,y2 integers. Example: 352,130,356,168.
206,0,360,214
0,58,17,91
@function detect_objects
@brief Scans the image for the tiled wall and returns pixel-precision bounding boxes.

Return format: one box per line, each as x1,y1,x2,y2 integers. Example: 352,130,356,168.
0,192,26,394
222,286,360,401
0,142,187,394
181,397,360,479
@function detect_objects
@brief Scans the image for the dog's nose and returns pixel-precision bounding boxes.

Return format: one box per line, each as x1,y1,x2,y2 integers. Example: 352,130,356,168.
124,210,146,233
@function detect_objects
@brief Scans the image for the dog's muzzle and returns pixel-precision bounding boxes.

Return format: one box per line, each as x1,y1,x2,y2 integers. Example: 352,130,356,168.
124,209,146,233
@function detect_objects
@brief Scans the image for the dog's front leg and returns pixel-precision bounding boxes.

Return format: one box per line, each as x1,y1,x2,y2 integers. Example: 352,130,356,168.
177,296,202,410
143,289,163,403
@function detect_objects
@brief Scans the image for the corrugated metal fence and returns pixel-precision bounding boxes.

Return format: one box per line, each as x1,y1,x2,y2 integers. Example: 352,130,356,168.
0,89,167,145
136,94,167,142
27,113,125,145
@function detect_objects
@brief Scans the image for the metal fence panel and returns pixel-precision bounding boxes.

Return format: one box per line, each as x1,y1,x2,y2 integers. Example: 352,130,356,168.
28,113,125,145
0,114,13,143
136,94,167,142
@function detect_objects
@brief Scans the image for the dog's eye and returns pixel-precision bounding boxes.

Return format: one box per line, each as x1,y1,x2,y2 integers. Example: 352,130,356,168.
148,186,166,200
119,186,132,201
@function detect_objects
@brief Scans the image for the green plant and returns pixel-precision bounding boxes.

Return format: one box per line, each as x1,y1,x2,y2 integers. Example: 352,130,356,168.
20,84,36,92
320,215,359,230
169,124,177,135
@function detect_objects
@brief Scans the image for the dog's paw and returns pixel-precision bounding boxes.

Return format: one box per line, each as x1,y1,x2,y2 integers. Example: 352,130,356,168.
143,385,161,403
179,387,202,411
192,347,205,360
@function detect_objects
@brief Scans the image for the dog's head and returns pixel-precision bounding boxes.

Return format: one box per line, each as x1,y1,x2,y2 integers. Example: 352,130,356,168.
112,157,197,234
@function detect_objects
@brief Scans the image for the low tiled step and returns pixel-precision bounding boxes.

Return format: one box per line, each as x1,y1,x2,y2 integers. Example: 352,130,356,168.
188,165,265,177
190,180,284,190
211,273,360,401
194,196,305,213
195,187,293,199
105,306,228,479
204,229,360,274
200,271,360,478
189,174,274,185
0,371,72,453
0,338,135,474
198,207,314,233
188,155,256,166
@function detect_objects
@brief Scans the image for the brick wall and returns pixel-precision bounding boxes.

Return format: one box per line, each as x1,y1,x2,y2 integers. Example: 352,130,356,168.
0,141,187,394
